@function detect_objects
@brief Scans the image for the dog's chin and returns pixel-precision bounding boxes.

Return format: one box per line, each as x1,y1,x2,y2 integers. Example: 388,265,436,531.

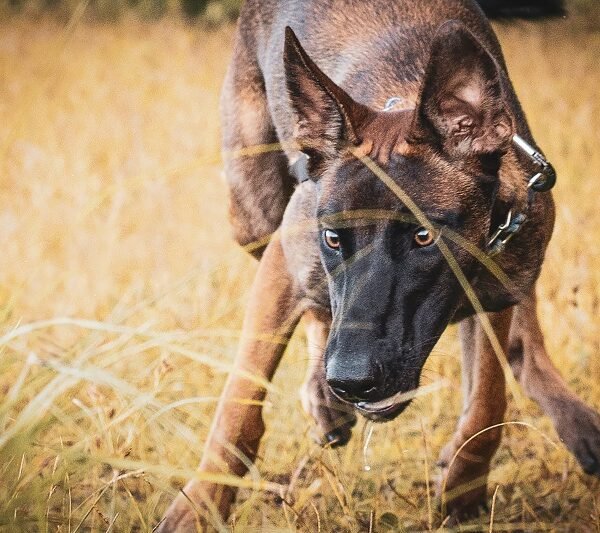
355,398,412,422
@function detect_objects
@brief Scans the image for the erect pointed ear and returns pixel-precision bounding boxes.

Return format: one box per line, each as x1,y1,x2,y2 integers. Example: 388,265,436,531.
411,21,514,159
284,26,369,177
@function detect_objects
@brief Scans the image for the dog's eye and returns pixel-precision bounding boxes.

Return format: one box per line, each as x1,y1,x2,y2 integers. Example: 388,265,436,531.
323,229,341,250
414,227,437,247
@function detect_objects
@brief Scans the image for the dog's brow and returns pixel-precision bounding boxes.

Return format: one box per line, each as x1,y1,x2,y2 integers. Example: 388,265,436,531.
317,206,462,227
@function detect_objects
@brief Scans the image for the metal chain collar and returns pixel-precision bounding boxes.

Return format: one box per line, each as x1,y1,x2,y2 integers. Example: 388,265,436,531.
487,134,556,257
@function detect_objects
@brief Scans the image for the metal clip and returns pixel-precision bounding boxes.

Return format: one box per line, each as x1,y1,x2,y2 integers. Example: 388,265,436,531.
488,209,527,257
512,134,556,192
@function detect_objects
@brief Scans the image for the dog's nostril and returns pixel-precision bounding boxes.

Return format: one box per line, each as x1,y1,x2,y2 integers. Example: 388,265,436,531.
331,386,349,398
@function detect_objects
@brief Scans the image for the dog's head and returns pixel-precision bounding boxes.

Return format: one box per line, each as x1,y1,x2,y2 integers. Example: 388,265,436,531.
284,22,516,420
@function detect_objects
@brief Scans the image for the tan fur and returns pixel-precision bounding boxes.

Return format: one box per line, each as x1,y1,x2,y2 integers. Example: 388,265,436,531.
159,237,306,531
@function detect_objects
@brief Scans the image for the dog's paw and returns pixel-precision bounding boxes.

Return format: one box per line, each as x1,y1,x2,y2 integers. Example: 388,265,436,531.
156,503,201,533
436,468,488,525
156,480,228,533
554,399,600,476
442,500,488,528
436,438,490,524
301,375,357,448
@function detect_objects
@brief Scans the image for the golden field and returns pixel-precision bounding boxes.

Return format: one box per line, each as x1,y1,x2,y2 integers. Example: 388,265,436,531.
0,4,599,532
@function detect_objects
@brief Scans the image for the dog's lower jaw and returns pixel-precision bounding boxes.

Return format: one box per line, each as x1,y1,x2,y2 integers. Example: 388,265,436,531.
355,399,412,422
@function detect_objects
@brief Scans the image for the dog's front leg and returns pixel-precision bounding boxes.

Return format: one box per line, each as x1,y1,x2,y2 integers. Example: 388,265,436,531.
158,238,304,532
509,292,600,476
438,308,512,522
300,308,357,447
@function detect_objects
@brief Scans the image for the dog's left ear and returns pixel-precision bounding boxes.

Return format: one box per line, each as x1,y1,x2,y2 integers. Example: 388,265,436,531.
411,21,514,158
284,26,369,178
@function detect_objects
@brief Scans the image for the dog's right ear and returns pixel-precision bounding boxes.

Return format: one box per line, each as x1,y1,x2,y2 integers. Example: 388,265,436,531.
284,27,368,178
409,21,514,160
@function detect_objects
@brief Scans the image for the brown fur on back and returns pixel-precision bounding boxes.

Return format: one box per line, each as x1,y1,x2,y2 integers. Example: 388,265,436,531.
222,0,539,253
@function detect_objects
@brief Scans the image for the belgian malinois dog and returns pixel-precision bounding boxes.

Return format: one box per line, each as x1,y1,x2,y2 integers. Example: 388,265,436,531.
159,0,600,529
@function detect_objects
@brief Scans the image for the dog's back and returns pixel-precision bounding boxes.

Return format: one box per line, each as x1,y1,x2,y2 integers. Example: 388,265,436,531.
221,0,563,254
243,0,504,141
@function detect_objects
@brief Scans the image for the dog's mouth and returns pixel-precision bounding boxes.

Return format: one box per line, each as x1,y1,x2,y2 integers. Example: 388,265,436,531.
356,401,411,422
353,380,450,421
354,389,416,421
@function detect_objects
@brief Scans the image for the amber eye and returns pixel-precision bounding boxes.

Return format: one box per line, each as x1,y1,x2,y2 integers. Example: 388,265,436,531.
414,227,437,247
323,229,341,250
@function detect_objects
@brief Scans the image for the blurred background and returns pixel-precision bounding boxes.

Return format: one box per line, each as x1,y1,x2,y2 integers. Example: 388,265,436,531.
0,0,599,531
1,0,243,23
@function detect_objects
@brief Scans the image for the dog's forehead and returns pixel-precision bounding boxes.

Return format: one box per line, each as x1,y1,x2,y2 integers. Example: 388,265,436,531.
318,150,474,217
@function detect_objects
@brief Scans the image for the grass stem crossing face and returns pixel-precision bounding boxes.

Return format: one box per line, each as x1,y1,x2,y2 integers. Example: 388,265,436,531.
316,197,478,421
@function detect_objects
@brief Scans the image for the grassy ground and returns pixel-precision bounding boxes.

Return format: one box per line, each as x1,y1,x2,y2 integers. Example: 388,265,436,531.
0,5,599,532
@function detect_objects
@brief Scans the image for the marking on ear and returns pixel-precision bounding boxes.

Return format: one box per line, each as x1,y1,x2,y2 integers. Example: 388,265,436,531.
352,138,374,159
393,140,411,156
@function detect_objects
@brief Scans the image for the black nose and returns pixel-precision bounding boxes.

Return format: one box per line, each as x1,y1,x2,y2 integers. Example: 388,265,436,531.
327,365,382,403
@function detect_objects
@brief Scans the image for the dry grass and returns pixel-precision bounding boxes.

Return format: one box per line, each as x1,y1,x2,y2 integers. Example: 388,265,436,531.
0,5,599,532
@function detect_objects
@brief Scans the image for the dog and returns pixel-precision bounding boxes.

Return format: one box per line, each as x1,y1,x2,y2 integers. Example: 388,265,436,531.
159,0,600,529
